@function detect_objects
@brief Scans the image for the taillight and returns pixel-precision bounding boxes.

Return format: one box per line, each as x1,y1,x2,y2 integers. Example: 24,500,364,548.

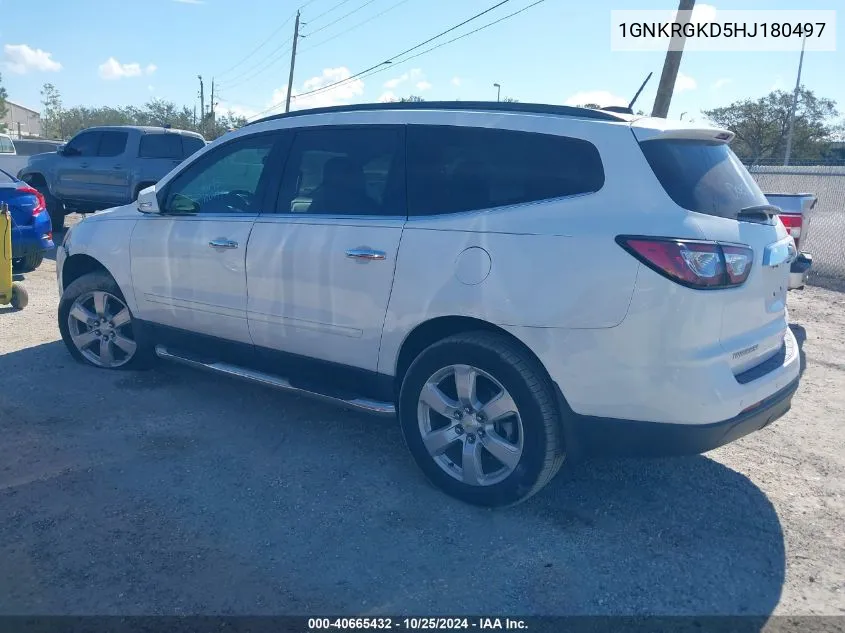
616,236,753,289
779,214,803,250
17,184,46,217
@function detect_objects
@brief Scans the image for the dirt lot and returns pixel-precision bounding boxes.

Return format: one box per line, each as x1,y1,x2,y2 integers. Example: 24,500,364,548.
1,240,844,617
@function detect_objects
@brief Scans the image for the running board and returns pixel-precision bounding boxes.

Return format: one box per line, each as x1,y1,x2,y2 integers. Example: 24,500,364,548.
154,345,396,417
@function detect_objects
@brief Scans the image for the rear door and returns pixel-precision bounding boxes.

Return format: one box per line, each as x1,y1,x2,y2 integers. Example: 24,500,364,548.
138,132,185,188
635,130,792,372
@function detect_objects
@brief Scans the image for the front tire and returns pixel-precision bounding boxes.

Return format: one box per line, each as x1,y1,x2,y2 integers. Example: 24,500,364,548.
399,331,565,507
58,271,152,370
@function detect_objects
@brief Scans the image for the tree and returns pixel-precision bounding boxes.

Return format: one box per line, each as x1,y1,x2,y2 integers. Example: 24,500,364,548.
399,95,425,102
0,73,9,133
41,83,64,139
703,87,840,164
502,97,519,103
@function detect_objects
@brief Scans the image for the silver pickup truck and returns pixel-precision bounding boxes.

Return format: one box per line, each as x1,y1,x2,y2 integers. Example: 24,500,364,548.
764,192,816,290
17,125,206,230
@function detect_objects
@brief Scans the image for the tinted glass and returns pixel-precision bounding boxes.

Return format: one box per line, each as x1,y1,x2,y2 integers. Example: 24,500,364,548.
406,125,604,216
97,131,128,157
12,140,61,156
639,139,767,219
65,132,102,157
0,136,14,153
139,133,182,159
277,127,404,216
163,134,277,214
181,135,206,158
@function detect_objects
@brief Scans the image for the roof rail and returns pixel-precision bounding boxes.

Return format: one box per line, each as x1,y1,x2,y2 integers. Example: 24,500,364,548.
245,101,629,126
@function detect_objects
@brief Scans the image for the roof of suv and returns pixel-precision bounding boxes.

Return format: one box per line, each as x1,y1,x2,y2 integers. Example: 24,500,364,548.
246,101,636,126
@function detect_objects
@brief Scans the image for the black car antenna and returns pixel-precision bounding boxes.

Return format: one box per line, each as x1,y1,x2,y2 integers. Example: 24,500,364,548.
628,71,653,111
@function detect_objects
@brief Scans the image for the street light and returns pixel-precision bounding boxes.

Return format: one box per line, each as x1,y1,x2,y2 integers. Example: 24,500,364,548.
493,83,501,102
784,34,808,166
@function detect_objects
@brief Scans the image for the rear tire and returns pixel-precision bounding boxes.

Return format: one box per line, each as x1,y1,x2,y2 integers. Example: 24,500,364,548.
12,252,44,273
10,283,28,310
398,331,566,507
58,271,153,370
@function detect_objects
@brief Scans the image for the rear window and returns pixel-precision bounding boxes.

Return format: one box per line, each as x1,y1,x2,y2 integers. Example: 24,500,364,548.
182,135,205,158
0,169,15,184
639,139,767,219
139,133,182,159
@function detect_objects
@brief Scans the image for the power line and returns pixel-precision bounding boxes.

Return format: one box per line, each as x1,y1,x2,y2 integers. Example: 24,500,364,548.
246,0,514,121
299,0,414,53
289,0,512,102
305,0,355,24
299,0,323,9
215,10,298,80
216,40,293,90
302,0,380,37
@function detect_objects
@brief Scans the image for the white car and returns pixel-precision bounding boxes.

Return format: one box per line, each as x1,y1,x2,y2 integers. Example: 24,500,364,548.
56,102,801,507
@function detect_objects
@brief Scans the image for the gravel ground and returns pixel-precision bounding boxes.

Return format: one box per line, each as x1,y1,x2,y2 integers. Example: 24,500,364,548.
1,237,843,617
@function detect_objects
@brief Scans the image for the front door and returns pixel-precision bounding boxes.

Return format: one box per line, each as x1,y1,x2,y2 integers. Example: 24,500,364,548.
131,131,285,346
86,130,131,206
247,125,406,372
54,130,102,201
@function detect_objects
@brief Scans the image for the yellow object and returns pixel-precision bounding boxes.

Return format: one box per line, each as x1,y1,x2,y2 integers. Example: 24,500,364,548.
0,202,28,309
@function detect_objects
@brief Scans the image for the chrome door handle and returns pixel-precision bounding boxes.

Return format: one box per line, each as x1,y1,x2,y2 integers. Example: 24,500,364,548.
209,239,239,249
346,247,386,261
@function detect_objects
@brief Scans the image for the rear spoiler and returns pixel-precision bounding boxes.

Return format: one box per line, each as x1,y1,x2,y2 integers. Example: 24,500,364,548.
631,120,735,144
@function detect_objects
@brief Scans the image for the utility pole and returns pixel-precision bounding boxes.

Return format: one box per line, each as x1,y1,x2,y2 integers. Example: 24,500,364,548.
493,83,501,102
285,10,301,113
651,0,696,118
784,34,807,166
197,75,205,135
210,78,216,132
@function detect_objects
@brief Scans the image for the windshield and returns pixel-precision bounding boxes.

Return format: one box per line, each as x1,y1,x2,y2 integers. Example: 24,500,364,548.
639,139,767,219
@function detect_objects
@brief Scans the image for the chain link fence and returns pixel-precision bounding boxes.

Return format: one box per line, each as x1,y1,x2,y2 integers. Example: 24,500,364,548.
748,165,845,287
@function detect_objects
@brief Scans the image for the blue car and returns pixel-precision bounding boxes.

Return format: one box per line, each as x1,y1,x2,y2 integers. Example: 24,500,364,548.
0,168,54,272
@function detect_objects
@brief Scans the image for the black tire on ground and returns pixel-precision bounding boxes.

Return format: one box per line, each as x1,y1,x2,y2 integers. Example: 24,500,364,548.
34,185,65,232
398,331,566,507
12,252,44,273
58,271,154,370
10,283,28,310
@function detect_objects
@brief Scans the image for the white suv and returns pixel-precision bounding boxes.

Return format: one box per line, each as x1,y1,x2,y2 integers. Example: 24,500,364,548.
56,102,801,506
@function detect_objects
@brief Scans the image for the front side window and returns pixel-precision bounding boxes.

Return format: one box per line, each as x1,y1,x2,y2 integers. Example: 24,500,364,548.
276,127,404,216
162,134,278,214
64,131,102,157
97,131,128,157
139,133,182,159
407,125,605,216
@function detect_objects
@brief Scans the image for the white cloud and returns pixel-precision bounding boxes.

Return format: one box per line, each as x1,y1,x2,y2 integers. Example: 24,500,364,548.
383,68,423,90
218,102,260,120
272,66,365,111
148,85,155,93
563,90,627,107
98,57,156,80
711,77,732,90
2,44,62,74
416,80,432,91
378,91,398,103
690,3,717,23
675,72,697,92
173,0,204,4
771,75,785,91
451,77,461,87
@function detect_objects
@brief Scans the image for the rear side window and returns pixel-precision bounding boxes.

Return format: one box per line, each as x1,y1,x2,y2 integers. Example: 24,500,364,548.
139,133,182,159
97,131,128,157
407,125,604,216
0,136,14,153
639,139,767,219
181,135,205,158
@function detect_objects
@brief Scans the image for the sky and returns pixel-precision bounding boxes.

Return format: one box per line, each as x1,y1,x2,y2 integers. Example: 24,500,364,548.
0,0,842,126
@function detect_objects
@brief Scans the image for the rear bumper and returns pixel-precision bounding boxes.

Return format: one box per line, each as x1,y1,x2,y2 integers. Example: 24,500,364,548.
11,227,54,259
789,252,812,290
566,377,799,458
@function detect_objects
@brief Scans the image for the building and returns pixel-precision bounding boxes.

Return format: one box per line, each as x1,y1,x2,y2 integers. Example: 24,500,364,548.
1,100,43,138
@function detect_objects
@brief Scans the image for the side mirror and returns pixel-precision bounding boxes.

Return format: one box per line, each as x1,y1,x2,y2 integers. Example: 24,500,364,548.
137,186,161,214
